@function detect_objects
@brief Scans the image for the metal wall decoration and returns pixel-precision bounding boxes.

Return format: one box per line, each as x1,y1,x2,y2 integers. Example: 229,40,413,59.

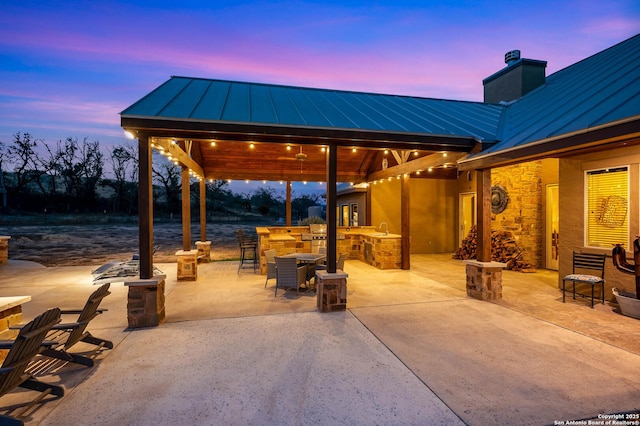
597,195,627,228
491,185,509,214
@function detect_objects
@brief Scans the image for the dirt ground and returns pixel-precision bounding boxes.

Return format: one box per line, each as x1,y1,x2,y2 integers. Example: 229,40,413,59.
2,221,265,267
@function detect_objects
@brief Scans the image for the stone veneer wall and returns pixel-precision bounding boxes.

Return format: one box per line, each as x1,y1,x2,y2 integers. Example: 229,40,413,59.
491,161,544,268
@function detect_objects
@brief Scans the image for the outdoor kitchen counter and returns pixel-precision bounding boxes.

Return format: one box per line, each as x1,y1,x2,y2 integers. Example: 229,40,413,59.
256,226,310,274
257,226,402,273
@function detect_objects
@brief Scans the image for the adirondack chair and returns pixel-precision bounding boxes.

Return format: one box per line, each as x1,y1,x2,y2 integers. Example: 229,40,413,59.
39,283,113,367
0,308,64,423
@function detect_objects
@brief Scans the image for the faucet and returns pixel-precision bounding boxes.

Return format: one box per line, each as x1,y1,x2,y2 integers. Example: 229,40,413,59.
378,221,388,235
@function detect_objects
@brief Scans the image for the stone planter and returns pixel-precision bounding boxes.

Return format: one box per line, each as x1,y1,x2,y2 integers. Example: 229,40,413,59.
612,288,640,320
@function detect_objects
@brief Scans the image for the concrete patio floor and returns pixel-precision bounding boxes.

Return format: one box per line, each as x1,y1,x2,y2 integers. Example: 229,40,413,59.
0,254,639,425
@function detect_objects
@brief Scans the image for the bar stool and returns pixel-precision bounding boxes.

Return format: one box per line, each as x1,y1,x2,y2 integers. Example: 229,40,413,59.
236,229,258,273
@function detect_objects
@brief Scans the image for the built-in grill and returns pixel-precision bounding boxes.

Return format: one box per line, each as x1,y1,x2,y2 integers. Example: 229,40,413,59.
300,224,327,241
301,224,344,253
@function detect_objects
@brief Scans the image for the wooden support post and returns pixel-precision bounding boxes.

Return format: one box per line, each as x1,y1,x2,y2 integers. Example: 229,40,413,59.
476,169,492,262
199,178,206,242
182,166,191,251
401,173,410,270
286,180,292,227
138,133,154,280
326,143,337,273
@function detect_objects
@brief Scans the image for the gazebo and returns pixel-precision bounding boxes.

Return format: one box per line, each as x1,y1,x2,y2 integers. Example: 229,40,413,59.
120,77,500,279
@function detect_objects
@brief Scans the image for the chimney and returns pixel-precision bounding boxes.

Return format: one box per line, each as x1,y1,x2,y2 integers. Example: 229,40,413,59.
483,50,547,103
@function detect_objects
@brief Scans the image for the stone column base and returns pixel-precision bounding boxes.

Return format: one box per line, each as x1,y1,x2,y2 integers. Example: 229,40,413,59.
0,236,10,265
463,260,505,301
176,249,198,281
124,275,166,328
195,241,211,263
316,270,349,312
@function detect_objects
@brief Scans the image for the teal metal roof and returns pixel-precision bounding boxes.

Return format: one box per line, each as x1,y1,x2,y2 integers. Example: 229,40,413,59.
121,78,503,143
121,34,640,165
478,33,640,156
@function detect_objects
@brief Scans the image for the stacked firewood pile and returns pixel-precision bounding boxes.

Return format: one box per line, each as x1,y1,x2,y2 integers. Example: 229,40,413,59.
453,226,537,272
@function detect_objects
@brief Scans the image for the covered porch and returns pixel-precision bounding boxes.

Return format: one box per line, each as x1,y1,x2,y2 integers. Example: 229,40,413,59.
0,255,639,424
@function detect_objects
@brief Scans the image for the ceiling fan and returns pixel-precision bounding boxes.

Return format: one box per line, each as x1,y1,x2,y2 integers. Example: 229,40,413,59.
295,146,307,172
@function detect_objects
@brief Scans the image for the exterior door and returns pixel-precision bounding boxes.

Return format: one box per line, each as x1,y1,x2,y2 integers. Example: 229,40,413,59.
546,184,559,270
459,193,476,244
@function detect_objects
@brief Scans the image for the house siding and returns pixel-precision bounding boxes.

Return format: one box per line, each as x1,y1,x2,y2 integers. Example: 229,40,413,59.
559,144,640,299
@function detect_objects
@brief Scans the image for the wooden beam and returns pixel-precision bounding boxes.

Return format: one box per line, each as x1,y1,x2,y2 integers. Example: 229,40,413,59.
367,152,466,181
401,173,410,270
206,170,365,183
182,166,191,251
138,133,154,279
476,169,492,262
153,138,204,177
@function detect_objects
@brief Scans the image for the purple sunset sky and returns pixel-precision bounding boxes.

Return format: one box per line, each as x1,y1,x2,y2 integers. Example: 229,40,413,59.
1,1,638,182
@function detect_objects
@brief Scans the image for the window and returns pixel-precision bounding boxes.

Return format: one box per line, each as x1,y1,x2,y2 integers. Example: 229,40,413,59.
585,166,629,248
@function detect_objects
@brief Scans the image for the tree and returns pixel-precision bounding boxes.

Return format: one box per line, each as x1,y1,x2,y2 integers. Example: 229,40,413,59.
291,193,322,221
104,144,137,213
251,186,283,217
4,133,45,198
152,154,181,214
0,141,6,209
51,137,104,211
206,179,231,213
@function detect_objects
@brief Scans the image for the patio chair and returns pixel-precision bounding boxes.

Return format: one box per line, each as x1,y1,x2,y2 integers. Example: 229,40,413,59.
38,283,113,367
0,308,64,422
562,252,606,308
316,252,347,271
264,249,277,287
237,229,258,273
274,256,306,297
